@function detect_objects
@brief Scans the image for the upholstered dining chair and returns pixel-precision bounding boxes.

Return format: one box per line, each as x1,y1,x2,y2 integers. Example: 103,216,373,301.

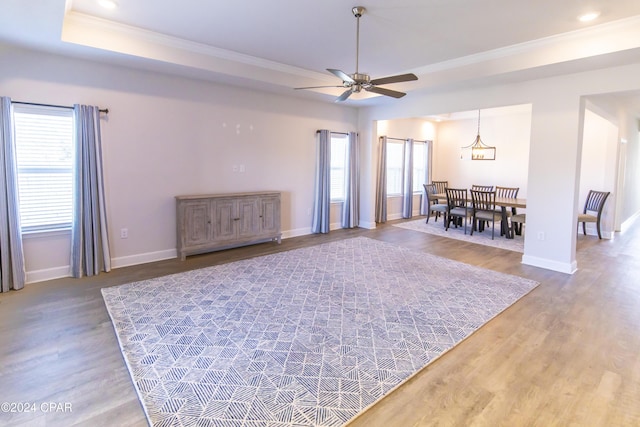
578,190,610,239
432,180,448,196
423,184,448,224
445,188,471,234
495,186,520,234
470,190,502,239
511,213,526,236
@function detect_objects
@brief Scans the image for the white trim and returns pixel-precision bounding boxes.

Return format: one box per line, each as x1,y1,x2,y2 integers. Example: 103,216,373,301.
110,249,177,269
26,265,71,284
282,227,310,239
620,211,640,233
358,221,376,230
521,255,577,274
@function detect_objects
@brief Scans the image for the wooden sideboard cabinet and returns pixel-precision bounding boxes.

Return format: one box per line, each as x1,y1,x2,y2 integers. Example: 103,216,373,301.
176,191,282,260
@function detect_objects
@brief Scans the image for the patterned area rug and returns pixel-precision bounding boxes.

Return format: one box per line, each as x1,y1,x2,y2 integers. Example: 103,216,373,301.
102,237,538,426
393,217,524,253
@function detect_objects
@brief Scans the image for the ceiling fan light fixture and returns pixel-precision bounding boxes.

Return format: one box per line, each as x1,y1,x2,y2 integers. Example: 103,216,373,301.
294,6,418,102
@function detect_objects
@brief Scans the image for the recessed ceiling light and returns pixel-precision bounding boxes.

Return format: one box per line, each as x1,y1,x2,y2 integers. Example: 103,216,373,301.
98,0,118,9
578,11,600,22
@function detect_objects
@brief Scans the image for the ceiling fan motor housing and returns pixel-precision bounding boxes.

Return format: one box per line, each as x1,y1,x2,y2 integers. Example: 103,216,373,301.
351,73,370,84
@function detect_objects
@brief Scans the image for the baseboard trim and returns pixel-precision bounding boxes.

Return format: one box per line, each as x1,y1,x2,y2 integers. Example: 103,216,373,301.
26,266,71,284
111,249,177,269
521,254,577,274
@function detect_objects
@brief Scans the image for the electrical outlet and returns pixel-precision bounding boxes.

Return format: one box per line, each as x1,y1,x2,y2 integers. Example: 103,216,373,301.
537,231,545,241
120,228,128,239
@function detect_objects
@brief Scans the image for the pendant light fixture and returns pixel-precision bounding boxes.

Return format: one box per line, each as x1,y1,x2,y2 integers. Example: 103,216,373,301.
460,109,496,160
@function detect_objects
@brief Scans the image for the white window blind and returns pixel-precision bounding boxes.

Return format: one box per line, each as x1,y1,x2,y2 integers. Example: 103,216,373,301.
386,142,404,195
330,133,348,201
13,105,74,232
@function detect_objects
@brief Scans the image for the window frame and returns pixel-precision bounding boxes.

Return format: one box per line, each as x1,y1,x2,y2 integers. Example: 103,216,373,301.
12,103,75,234
329,132,348,202
386,141,405,197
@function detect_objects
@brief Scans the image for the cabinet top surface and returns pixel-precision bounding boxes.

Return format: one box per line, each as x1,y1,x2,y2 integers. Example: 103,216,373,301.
176,191,281,200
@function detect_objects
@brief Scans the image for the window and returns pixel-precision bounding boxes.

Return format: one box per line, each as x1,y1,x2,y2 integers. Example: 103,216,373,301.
412,142,427,193
13,105,74,232
330,133,348,201
386,141,404,195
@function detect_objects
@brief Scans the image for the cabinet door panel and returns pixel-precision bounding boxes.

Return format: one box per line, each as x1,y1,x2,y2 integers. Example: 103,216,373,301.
213,199,236,241
237,197,260,238
260,196,281,235
182,200,211,247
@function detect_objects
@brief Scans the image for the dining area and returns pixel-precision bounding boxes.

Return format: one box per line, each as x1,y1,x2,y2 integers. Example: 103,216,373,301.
424,181,527,240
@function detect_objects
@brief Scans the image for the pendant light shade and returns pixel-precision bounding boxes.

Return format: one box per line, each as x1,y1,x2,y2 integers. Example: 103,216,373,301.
461,110,496,160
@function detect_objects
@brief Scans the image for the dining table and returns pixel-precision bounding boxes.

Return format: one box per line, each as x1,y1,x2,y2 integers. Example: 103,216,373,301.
434,193,527,239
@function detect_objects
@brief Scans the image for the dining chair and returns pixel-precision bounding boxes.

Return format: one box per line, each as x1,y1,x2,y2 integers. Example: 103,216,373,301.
578,190,610,239
432,180,448,196
470,190,502,239
423,183,448,224
445,188,471,234
495,186,520,234
511,213,526,236
471,184,494,191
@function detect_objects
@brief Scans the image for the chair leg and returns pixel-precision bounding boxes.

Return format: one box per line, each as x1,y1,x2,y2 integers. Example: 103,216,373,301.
426,212,430,224
597,220,602,239
582,221,587,236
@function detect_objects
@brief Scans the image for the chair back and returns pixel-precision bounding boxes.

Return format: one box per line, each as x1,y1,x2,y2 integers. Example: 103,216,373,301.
472,184,494,191
445,188,468,210
496,186,519,198
584,190,610,215
423,183,437,204
470,190,496,212
432,180,448,195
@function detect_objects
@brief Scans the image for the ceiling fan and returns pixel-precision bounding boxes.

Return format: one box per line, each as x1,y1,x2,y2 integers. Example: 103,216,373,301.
295,6,418,102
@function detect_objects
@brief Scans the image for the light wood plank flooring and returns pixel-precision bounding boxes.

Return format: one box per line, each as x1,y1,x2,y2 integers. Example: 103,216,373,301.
1,219,639,426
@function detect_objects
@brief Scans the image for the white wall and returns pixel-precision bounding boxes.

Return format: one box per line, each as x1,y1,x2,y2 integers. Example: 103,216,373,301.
579,109,619,238
1,45,358,282
433,105,531,196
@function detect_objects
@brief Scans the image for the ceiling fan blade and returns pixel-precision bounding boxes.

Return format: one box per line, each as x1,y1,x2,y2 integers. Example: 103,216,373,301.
327,68,355,84
335,89,353,102
369,73,418,86
294,85,345,90
365,86,407,99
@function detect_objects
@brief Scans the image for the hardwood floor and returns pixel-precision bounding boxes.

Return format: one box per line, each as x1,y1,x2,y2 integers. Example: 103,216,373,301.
1,219,639,426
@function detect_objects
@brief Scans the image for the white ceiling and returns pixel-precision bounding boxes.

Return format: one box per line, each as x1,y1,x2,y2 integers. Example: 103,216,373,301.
2,0,640,109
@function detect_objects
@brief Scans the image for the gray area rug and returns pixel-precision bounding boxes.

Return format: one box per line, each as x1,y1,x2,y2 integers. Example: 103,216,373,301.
393,217,524,253
102,237,538,426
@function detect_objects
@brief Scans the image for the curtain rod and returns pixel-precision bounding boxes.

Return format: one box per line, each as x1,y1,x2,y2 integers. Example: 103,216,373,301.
381,136,428,143
13,101,109,114
316,130,350,136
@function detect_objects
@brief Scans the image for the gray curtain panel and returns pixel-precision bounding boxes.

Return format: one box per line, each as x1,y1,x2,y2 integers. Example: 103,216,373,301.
311,129,331,234
341,131,359,228
419,140,433,216
402,138,414,219
0,97,26,292
375,136,387,223
71,104,111,278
